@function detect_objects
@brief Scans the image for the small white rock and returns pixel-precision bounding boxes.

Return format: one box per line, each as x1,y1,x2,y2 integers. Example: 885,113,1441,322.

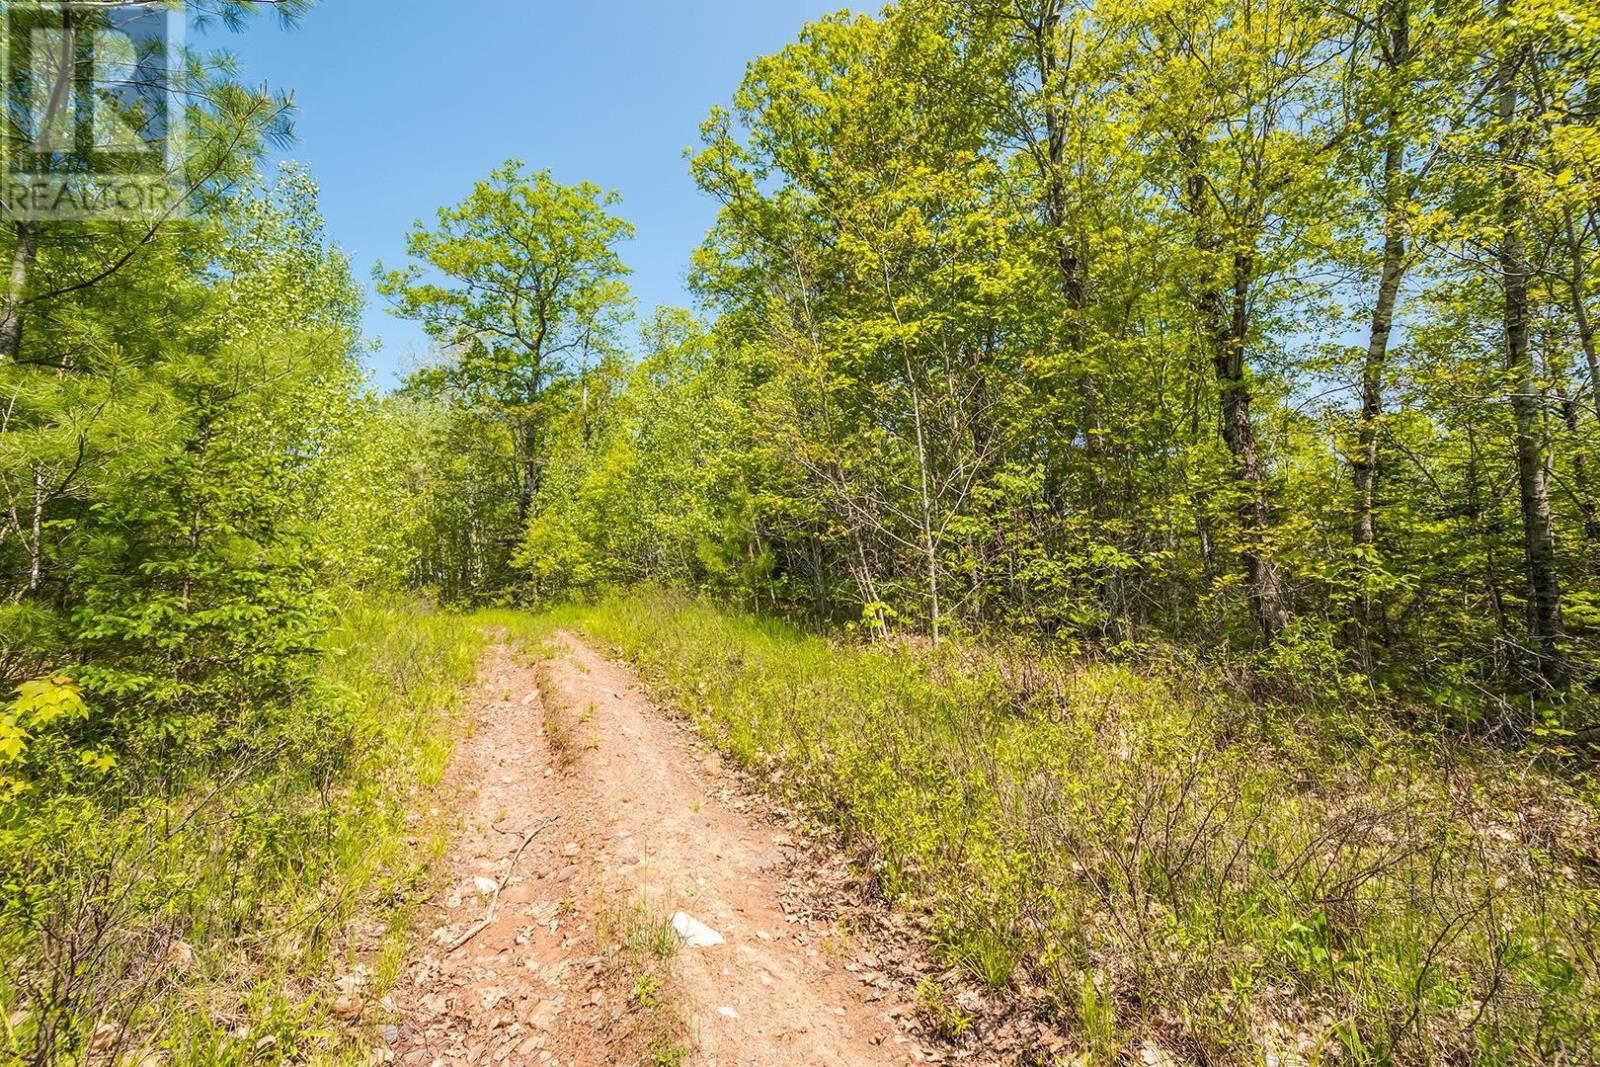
671,912,725,948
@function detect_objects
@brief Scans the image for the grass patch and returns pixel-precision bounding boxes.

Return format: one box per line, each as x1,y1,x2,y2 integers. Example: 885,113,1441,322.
557,589,1600,1066
594,893,688,1065
535,663,579,772
0,596,484,1065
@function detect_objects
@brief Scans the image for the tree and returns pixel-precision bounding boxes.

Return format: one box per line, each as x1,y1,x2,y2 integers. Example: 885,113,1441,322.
1345,0,1418,664
0,1,306,364
376,161,634,536
1494,0,1567,691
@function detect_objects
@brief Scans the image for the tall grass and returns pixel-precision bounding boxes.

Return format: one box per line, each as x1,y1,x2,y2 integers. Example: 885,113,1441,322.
0,597,483,1066
567,590,1600,1065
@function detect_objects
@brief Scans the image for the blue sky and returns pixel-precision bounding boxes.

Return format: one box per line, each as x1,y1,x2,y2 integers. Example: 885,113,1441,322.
214,2,852,387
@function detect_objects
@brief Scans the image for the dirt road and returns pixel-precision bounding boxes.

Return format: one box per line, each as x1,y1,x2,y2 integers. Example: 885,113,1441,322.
381,632,933,1066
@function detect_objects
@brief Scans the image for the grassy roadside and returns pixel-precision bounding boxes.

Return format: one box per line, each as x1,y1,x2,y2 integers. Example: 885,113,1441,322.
553,590,1600,1066
0,597,484,1066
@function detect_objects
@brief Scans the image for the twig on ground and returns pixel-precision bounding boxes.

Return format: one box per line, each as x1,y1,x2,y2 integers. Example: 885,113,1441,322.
447,814,559,953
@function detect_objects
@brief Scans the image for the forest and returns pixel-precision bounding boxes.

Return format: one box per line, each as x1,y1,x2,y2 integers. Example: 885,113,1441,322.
2,0,1598,1064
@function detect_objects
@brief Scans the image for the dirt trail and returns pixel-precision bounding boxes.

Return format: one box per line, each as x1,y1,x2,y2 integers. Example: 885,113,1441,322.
383,632,928,1066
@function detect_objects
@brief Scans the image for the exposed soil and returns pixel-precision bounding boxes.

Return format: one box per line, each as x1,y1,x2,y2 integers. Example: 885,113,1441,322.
379,631,942,1067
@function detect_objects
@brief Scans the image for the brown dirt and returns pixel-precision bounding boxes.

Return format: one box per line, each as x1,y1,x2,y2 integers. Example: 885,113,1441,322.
380,631,938,1067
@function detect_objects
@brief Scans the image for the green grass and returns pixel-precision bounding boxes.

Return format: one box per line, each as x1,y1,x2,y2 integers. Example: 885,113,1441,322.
0,596,484,1066
556,589,1600,1066
595,893,687,1064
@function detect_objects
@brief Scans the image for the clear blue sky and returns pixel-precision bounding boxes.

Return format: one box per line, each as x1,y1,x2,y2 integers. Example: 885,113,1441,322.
215,1,852,387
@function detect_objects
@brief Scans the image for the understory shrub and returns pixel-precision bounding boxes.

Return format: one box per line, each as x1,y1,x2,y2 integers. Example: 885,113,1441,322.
566,590,1600,1065
0,597,482,1066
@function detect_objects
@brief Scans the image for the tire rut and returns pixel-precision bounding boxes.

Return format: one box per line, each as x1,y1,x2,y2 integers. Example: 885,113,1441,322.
381,631,926,1067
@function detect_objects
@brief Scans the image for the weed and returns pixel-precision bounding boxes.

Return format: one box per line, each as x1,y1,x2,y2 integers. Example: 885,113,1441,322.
632,973,663,1008
647,1036,687,1067
917,977,973,1041
593,893,688,1065
538,668,578,771
1076,972,1117,1064
944,926,1019,990
818,927,853,959
553,590,1600,1065
0,596,484,1064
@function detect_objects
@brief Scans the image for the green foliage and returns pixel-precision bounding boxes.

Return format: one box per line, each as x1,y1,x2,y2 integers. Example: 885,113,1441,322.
375,161,637,600
507,0,1600,726
0,597,483,1066
0,676,97,800
0,69,462,1065
564,591,1600,1065
916,978,973,1041
0,167,380,783
5,0,1600,1061
514,309,774,603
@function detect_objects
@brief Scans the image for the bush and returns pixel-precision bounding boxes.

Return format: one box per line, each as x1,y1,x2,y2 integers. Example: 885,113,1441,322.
0,597,482,1066
566,590,1600,1065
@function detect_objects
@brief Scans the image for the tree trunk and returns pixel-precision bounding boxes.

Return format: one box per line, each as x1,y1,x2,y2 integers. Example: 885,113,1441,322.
0,12,73,361
516,444,541,530
1349,0,1412,665
514,378,545,530
810,530,828,623
1562,204,1600,418
904,354,942,644
1,223,37,362
1183,138,1291,638
1556,373,1599,540
1560,202,1599,545
1033,1,1125,639
1206,253,1292,638
27,468,44,594
1466,423,1512,656
1497,9,1568,690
